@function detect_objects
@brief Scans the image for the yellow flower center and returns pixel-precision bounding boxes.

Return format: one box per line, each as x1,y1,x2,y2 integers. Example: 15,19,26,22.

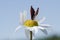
24,20,38,27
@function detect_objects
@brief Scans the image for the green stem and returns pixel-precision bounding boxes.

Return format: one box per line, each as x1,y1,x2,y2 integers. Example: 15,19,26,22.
30,31,32,40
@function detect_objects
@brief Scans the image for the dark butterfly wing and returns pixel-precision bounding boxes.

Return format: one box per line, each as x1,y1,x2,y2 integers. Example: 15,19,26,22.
30,6,35,20
35,8,39,16
30,6,39,20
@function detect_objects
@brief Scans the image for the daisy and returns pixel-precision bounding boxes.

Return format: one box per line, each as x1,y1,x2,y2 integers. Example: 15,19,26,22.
15,6,51,40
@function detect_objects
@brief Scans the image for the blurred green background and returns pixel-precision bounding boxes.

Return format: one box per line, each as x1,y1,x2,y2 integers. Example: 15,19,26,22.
35,35,60,40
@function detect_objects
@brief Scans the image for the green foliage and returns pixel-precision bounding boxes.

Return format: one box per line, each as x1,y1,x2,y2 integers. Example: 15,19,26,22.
35,35,60,40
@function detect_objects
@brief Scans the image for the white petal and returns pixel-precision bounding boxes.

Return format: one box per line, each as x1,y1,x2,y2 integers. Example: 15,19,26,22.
32,27,38,34
38,26,47,35
25,26,39,39
38,26,45,29
25,29,35,39
23,11,27,22
19,12,24,25
15,25,22,32
40,24,51,28
40,29,47,35
25,27,34,31
25,29,30,39
19,11,27,25
38,17,46,24
40,24,51,26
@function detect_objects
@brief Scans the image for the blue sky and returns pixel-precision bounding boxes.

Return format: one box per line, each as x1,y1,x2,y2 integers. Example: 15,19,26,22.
0,0,60,39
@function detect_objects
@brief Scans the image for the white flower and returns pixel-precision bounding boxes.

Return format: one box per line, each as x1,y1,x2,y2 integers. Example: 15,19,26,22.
15,11,51,39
